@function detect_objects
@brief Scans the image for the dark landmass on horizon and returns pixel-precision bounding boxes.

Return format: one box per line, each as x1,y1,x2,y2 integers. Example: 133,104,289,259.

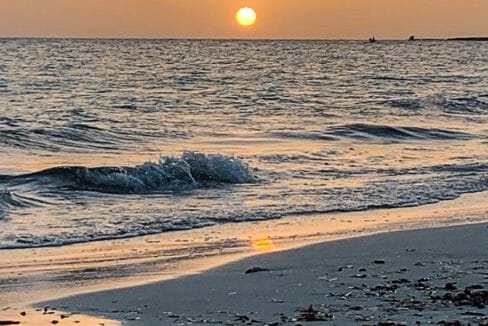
446,37,488,41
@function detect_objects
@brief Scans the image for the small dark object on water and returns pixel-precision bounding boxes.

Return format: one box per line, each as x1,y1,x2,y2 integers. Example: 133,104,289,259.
245,267,270,274
0,322,21,326
409,35,415,41
373,259,386,264
369,36,376,43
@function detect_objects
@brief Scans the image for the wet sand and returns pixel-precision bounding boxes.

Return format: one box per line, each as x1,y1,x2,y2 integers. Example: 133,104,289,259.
39,223,488,325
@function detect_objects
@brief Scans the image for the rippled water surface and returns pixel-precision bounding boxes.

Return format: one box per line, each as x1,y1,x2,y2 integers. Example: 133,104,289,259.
0,39,487,248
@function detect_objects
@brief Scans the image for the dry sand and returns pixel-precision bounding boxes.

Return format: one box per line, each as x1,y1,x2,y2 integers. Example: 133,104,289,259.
32,223,488,325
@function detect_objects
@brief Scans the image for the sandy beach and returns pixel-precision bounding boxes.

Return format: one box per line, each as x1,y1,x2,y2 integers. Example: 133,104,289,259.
28,222,487,325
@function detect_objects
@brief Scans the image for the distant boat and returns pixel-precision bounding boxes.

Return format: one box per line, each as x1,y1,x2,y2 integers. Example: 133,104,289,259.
408,35,415,41
368,36,376,43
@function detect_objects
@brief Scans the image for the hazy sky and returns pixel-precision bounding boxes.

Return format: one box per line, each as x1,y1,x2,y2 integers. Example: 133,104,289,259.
0,0,487,39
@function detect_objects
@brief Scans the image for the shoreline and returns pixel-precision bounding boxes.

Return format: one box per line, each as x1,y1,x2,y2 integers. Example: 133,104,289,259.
1,191,488,324
38,222,488,325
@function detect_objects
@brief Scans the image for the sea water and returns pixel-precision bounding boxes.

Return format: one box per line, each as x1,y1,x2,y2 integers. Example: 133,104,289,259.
0,39,487,249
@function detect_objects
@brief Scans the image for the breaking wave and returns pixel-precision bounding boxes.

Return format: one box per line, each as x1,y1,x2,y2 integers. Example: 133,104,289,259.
9,152,256,194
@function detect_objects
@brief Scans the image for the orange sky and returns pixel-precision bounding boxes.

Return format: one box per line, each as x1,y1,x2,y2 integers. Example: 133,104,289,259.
0,0,487,39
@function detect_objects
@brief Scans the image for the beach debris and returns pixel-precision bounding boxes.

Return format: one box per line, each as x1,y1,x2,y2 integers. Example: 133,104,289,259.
390,278,410,285
444,282,457,291
270,298,284,303
43,307,54,315
460,311,485,316
19,312,26,317
245,267,270,274
437,321,461,326
235,315,251,323
376,321,407,326
234,314,260,323
0,321,21,325
296,305,333,321
466,284,484,290
413,278,430,290
431,287,488,308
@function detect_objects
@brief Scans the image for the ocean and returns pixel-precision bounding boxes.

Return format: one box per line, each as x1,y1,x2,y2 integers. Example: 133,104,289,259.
0,39,487,249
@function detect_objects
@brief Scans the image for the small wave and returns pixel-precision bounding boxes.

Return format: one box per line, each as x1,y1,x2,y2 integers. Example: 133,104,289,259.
433,95,488,115
369,75,411,81
0,122,189,153
386,99,425,110
272,124,473,142
325,123,473,142
12,152,256,194
0,190,42,215
270,130,338,141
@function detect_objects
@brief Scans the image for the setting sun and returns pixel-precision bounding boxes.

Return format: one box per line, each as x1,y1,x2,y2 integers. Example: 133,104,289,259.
236,7,256,27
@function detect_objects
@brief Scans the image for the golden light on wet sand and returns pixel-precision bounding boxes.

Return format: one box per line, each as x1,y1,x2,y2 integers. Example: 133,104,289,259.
252,237,275,252
236,7,257,26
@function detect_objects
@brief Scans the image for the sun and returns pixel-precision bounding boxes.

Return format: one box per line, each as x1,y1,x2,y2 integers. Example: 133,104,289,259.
236,7,257,27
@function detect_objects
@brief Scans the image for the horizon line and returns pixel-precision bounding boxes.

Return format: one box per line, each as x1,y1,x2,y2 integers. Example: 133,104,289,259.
0,36,487,42
0,36,455,41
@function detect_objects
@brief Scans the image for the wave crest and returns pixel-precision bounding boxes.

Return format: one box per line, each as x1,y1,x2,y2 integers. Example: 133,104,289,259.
16,152,256,194
273,124,473,142
326,123,473,141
